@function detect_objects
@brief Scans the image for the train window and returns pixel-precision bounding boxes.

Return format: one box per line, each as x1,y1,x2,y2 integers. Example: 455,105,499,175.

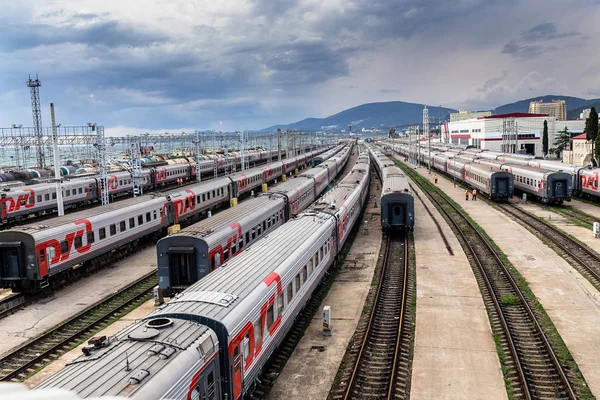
128,218,134,229
110,224,117,236
246,231,250,244
45,194,49,201
146,212,151,222
277,292,284,316
202,194,206,202
66,190,71,197
138,215,143,225
79,188,83,194
232,242,237,254
295,274,301,293
253,320,262,347
212,190,215,198
60,240,69,254
266,305,274,329
99,228,106,240
239,237,244,250
302,266,307,282
207,372,215,397
320,247,324,260
255,226,260,237
154,211,157,220
120,221,126,231
263,221,266,231
37,195,42,202
74,236,82,249
314,253,319,266
39,248,45,262
87,231,95,244
308,259,313,275
197,195,201,204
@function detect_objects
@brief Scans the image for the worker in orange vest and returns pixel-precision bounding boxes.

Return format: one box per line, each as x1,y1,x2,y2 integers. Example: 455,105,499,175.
465,190,469,201
434,175,438,184
472,188,477,201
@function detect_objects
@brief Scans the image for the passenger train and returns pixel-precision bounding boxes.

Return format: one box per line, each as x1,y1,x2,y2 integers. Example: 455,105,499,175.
368,146,414,231
0,147,317,226
156,144,352,297
36,146,371,400
399,141,599,202
389,142,519,202
0,147,339,293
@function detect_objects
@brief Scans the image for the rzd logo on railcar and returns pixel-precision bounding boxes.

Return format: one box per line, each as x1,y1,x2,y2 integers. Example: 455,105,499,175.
35,219,93,276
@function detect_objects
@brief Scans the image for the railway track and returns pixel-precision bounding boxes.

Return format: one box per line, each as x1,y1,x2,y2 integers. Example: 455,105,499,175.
330,234,413,400
398,167,579,399
498,204,600,291
0,293,27,319
0,271,157,382
552,206,597,227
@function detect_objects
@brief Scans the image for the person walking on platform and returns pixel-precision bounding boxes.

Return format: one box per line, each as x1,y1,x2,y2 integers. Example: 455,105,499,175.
465,190,469,201
434,175,438,185
472,188,477,201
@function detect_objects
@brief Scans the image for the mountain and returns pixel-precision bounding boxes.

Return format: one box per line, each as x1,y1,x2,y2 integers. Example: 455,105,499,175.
261,101,457,132
567,101,600,120
494,95,600,115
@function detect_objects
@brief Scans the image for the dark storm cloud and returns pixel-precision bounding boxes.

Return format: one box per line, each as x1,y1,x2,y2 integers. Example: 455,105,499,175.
0,19,165,51
522,22,580,42
502,22,582,59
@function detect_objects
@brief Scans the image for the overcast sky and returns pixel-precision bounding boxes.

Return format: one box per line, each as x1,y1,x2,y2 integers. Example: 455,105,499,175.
0,0,598,134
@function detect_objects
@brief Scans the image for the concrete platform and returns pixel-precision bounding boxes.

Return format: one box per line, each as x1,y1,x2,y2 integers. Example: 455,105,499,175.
267,172,383,400
410,182,507,400
512,199,600,253
400,159,600,397
0,247,157,357
26,298,156,388
570,198,600,219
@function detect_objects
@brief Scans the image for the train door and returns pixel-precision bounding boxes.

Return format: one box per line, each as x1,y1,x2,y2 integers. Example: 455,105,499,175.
496,177,509,198
389,203,405,226
0,243,22,286
167,248,196,288
190,361,219,400
553,179,567,198
231,343,243,399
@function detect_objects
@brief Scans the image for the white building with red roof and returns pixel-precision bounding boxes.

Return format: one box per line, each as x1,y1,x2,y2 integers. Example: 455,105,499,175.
441,112,585,157
562,133,593,166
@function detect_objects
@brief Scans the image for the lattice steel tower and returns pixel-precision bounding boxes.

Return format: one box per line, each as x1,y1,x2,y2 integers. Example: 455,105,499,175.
27,75,44,169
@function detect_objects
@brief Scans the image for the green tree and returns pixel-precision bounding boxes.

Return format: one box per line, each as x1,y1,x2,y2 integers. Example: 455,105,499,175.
589,107,600,161
542,120,549,156
553,126,573,158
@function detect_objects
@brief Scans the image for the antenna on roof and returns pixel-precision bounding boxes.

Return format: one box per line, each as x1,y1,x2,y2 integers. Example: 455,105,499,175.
125,352,131,372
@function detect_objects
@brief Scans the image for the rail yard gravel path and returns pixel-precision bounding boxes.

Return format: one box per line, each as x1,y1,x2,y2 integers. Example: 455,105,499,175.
408,176,507,400
401,158,600,398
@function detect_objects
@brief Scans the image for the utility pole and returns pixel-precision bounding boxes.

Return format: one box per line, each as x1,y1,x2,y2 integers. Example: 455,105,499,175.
277,129,282,161
28,75,45,169
50,103,64,216
194,130,202,182
424,106,430,174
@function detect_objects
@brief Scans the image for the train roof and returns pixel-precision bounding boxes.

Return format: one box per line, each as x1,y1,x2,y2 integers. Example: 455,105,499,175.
36,317,217,398
165,195,283,239
501,163,570,176
151,212,335,330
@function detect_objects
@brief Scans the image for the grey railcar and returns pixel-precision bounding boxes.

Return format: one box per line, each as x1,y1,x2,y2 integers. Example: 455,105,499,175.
500,164,572,203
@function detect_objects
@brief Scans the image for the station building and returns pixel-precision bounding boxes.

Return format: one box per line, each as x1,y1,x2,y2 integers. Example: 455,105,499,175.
441,112,585,157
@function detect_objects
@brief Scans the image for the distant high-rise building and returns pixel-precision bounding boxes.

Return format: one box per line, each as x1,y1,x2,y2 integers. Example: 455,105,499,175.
580,108,591,120
528,99,567,120
450,109,492,122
